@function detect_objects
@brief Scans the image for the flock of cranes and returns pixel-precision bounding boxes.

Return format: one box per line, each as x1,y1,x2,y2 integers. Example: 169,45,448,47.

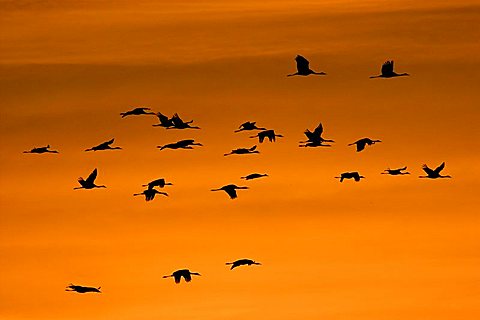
22,56,451,292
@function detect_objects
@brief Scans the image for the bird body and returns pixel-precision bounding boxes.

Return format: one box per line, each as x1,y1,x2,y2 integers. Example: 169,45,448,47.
211,184,249,199
287,55,326,77
157,139,203,150
163,269,201,284
370,61,409,78
66,284,101,293
23,145,59,154
74,168,106,190
224,145,259,156
382,167,410,175
335,172,365,182
419,162,451,179
85,138,122,151
241,173,268,180
134,188,168,201
120,107,155,117
226,259,261,270
250,130,283,143
235,121,266,132
348,138,381,152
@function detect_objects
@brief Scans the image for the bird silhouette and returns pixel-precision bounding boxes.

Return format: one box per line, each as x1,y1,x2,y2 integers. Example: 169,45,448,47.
235,121,266,133
23,145,59,154
85,138,122,152
250,129,284,143
211,184,249,199
299,123,334,147
134,188,168,201
74,168,106,190
382,167,410,175
226,259,262,270
419,162,452,179
335,172,365,182
287,55,326,77
142,178,173,189
152,112,174,128
163,269,201,284
224,145,259,156
348,138,381,152
66,284,101,293
120,107,156,117
370,61,409,78
241,173,268,180
167,113,200,129
157,139,203,150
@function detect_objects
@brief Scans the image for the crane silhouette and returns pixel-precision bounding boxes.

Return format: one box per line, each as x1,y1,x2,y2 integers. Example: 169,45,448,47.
348,138,381,152
224,145,260,156
85,138,122,152
419,162,452,179
250,129,284,143
66,284,101,293
211,184,249,199
167,113,200,129
287,55,326,77
370,61,409,78
120,107,156,117
163,269,201,283
300,123,335,147
226,259,262,270
142,178,173,189
152,112,174,128
335,172,365,182
157,139,203,150
23,145,59,154
134,188,168,201
235,121,266,132
73,168,106,190
241,173,268,180
382,167,410,175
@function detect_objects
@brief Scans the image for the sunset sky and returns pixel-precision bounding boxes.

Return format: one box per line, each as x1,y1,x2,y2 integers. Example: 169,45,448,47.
1,1,479,319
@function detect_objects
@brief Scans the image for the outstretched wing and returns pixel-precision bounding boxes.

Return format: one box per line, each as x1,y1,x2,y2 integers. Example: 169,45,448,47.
225,188,238,199
422,164,435,175
157,112,170,123
183,273,192,282
105,138,115,145
356,141,366,152
434,162,445,174
171,113,185,126
86,168,98,184
295,55,310,72
174,273,181,284
249,145,257,151
313,123,324,136
381,61,393,75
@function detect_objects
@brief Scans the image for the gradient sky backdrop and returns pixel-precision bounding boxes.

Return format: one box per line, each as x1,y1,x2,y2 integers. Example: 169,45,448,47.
1,1,479,319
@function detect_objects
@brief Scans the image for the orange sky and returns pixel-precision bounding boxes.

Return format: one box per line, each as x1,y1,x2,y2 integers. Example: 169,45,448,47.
1,1,479,319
